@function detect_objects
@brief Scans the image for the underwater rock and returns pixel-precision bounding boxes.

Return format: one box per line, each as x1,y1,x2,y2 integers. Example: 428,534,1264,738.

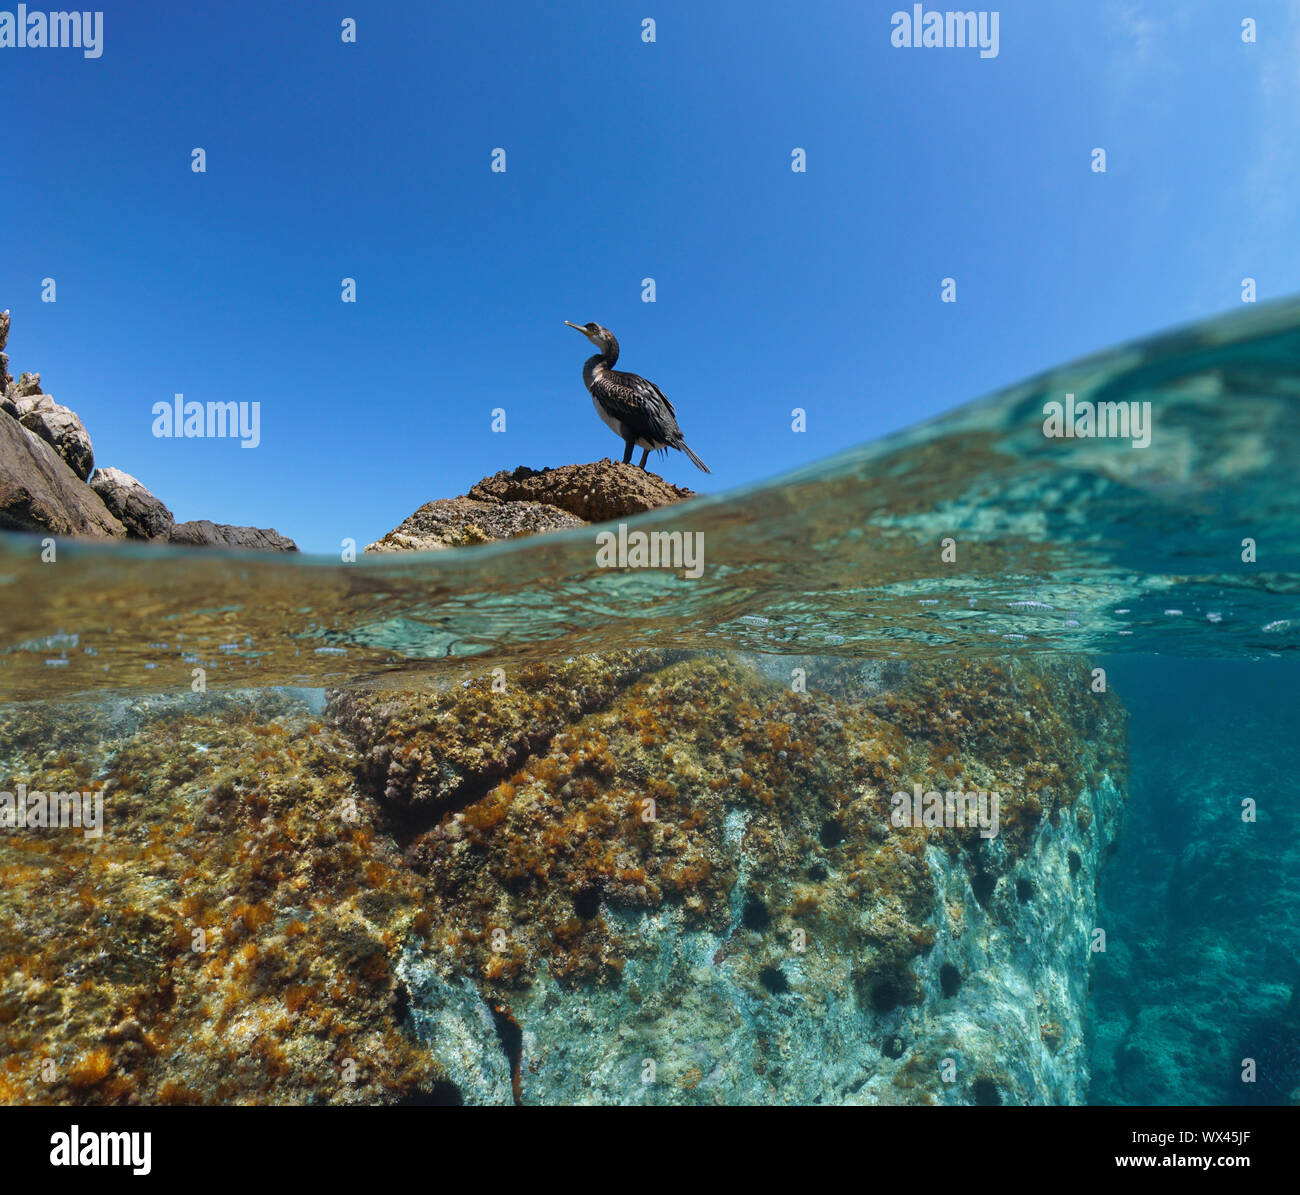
338,652,1127,1105
0,652,1126,1105
88,468,175,541
327,651,667,814
5,392,95,480
365,496,583,553
1237,988,1300,1106
367,460,694,553
0,691,448,1106
0,410,125,538
169,519,298,552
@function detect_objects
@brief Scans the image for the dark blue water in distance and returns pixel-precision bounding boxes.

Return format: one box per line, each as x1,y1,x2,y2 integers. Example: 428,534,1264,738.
1091,657,1300,1106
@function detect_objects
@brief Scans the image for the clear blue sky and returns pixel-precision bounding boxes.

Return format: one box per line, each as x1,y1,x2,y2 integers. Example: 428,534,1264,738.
3,1,1298,553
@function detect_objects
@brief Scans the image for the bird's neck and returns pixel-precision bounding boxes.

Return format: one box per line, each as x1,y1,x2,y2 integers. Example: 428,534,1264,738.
586,350,616,375
582,354,606,391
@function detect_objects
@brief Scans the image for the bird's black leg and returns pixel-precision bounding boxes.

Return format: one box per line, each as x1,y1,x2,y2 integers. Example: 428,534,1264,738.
638,448,650,470
622,440,634,465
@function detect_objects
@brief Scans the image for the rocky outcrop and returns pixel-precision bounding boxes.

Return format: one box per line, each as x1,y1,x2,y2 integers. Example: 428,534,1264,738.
0,312,298,548
367,497,584,553
329,651,666,813
169,519,298,552
0,324,117,536
0,690,447,1107
0,309,11,394
367,461,696,553
469,462,695,523
5,392,95,480
89,467,175,541
329,653,1127,1105
0,411,125,538
0,646,1128,1106
6,372,40,399
0,313,98,483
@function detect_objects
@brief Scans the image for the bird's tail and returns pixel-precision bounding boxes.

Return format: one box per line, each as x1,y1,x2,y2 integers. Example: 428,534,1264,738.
679,442,711,473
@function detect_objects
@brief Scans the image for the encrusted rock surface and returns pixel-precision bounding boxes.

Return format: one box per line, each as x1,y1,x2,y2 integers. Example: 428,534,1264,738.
0,652,1127,1106
88,468,175,541
0,692,446,1105
366,497,583,553
468,462,695,523
330,652,666,813
339,651,1126,1105
367,461,695,553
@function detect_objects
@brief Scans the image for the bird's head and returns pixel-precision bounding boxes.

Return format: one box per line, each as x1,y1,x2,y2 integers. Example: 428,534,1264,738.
565,320,616,354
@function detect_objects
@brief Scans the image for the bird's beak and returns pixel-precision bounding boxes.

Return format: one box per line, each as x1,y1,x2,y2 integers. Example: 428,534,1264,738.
564,321,584,332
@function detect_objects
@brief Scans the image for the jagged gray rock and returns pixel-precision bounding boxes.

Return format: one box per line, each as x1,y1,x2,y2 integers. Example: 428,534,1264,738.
89,467,175,540
6,371,42,400
0,309,11,394
169,519,298,552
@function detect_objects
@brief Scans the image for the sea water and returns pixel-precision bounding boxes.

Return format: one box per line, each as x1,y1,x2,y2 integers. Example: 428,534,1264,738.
0,298,1296,1106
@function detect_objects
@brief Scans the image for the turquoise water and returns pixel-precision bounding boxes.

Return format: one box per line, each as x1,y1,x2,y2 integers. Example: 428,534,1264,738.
1090,657,1300,1106
4,298,1299,702
1,298,1297,1105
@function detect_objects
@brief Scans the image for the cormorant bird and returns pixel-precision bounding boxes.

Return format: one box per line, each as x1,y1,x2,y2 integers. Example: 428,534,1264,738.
565,321,710,473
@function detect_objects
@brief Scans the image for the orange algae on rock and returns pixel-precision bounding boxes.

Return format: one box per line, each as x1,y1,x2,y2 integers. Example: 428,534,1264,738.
0,649,1126,1106
0,692,447,1106
337,651,1124,1014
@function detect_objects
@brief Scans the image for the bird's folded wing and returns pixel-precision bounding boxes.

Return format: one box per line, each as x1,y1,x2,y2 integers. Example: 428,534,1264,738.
598,371,683,439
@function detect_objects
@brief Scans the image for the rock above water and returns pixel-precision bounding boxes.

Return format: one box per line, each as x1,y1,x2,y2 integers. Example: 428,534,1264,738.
0,313,301,547
89,467,175,541
368,460,696,553
6,370,42,399
169,519,298,552
0,309,10,394
469,461,694,523
4,392,95,480
366,496,584,553
0,411,125,538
